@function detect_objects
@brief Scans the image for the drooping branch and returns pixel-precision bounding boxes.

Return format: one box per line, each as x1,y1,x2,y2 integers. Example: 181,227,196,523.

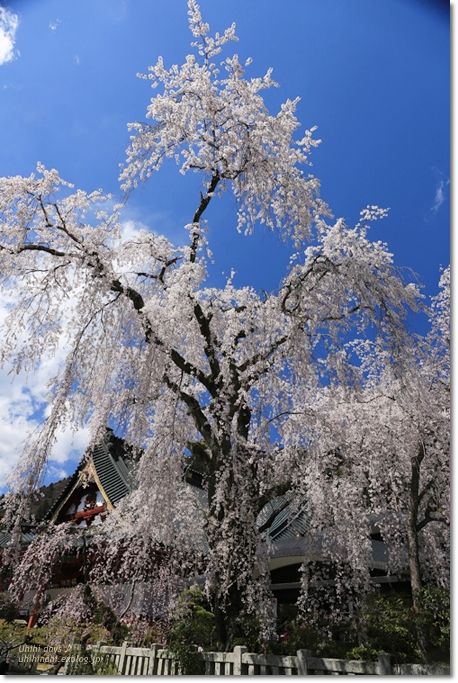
111,272,218,397
281,254,337,316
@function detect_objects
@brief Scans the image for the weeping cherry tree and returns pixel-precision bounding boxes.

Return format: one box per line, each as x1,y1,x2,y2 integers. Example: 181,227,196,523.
0,1,434,647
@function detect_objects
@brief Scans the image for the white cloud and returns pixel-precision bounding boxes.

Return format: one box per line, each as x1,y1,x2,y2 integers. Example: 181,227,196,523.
0,212,170,492
49,19,61,32
50,424,91,465
2,82,22,90
0,290,90,490
424,169,450,222
430,168,450,214
74,54,80,65
0,6,19,66
0,391,39,488
120,219,149,242
118,204,185,246
0,362,91,490
431,179,449,213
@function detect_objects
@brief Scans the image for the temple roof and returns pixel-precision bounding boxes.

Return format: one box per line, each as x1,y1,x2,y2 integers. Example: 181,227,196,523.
43,430,139,522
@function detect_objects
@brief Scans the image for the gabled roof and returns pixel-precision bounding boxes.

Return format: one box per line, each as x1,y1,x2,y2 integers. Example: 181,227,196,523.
44,430,139,522
90,436,137,506
43,470,81,522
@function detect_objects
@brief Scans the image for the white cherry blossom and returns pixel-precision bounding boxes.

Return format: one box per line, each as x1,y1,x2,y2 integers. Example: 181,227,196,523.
0,1,448,646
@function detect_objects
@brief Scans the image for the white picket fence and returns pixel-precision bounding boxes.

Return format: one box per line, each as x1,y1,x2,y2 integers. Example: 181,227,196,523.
62,642,450,676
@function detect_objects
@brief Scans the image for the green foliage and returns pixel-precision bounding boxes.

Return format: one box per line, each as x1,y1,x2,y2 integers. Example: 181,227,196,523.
0,621,66,674
346,588,450,664
0,594,18,622
91,653,120,675
137,620,167,648
93,601,130,644
349,592,420,663
63,647,119,676
167,641,203,675
270,587,449,665
0,619,32,671
232,614,263,652
272,613,352,659
166,589,215,674
172,589,215,646
416,586,450,655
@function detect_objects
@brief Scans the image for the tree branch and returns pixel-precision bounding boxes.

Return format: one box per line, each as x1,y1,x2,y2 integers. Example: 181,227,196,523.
189,172,220,263
7,244,66,258
238,335,288,376
164,376,214,449
416,505,449,532
192,300,221,392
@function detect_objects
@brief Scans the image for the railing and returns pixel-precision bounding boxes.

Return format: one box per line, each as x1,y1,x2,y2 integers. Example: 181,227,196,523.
63,642,174,676
62,642,450,675
201,647,299,675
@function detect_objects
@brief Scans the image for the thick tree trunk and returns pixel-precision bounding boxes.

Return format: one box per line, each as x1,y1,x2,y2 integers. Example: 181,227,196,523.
407,458,422,610
407,444,427,658
206,441,259,651
212,580,244,651
207,505,256,649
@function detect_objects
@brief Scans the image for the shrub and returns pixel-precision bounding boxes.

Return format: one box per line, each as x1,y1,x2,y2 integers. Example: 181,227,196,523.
166,589,215,674
271,587,449,665
0,594,17,622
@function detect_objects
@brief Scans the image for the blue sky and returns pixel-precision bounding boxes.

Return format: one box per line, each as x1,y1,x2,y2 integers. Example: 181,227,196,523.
0,0,450,486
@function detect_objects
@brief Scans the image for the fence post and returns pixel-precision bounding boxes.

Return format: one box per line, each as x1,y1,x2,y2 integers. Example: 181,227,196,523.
377,652,393,675
91,642,101,671
30,653,39,676
297,649,313,675
147,644,158,675
118,640,128,675
63,644,80,675
233,645,247,675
